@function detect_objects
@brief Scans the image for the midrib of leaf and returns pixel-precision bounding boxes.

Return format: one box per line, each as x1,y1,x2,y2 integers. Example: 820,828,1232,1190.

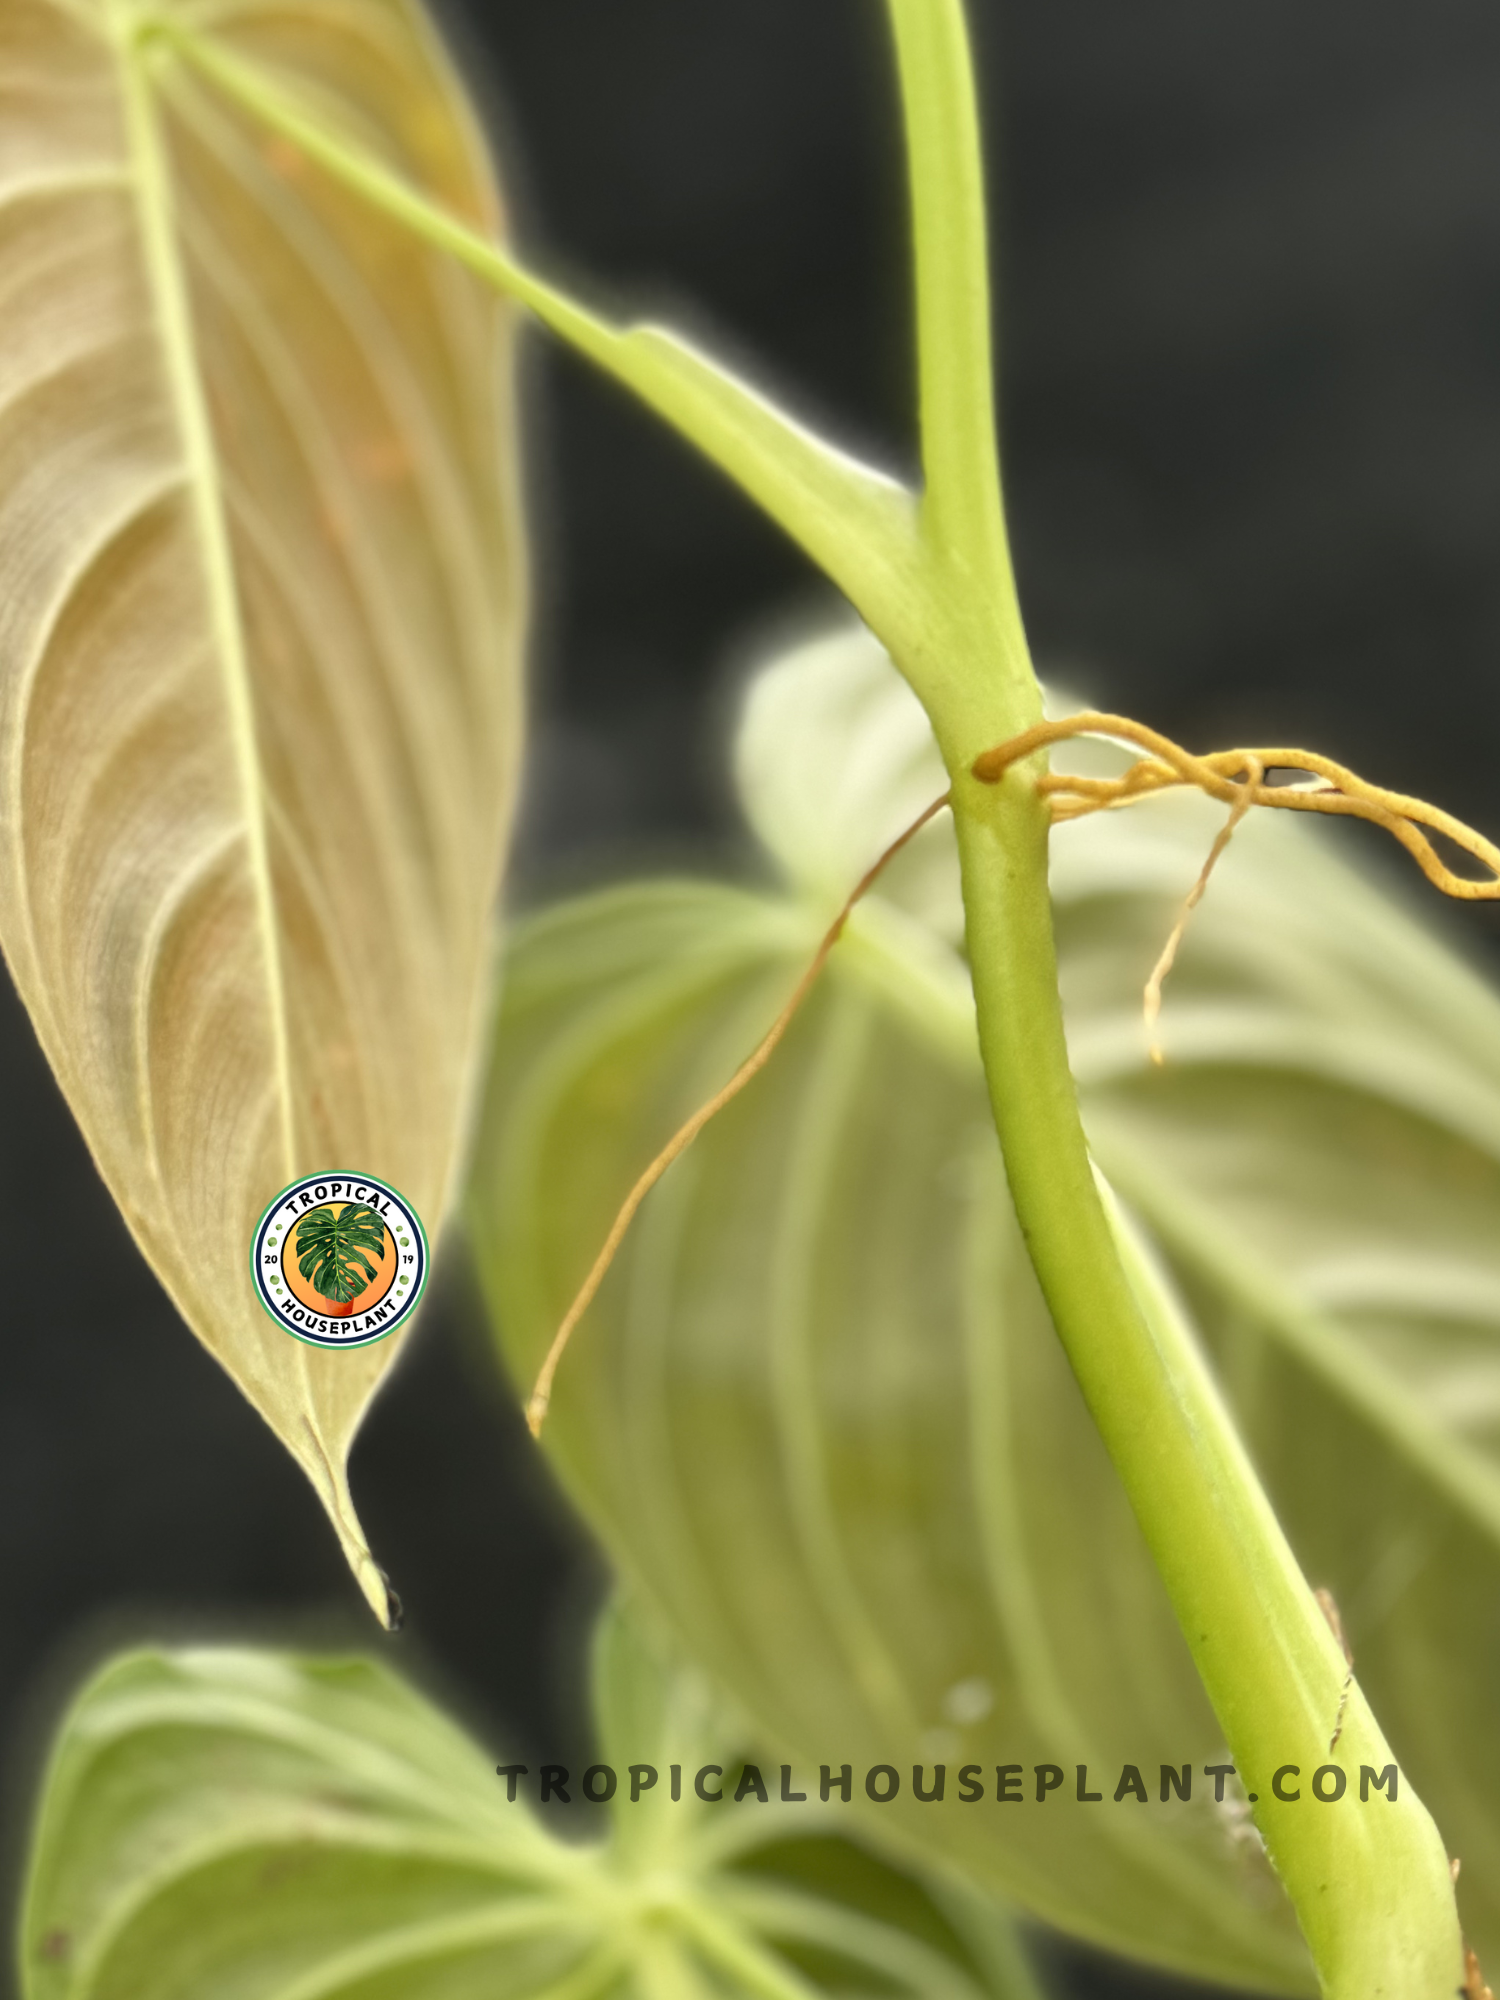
110,13,297,1180
1095,1128,1500,1550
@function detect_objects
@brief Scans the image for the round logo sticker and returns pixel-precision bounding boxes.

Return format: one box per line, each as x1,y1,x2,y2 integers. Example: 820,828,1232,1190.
251,1174,428,1349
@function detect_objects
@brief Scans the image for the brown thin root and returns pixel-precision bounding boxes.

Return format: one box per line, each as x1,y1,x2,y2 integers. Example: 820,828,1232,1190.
972,710,1500,899
1144,755,1261,1065
975,710,1500,1062
1315,1586,1354,1666
525,790,952,1437
1313,1586,1355,1752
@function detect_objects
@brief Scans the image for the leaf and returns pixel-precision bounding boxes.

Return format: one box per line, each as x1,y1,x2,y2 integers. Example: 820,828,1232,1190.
468,624,1500,1989
18,1604,1045,2000
296,1204,387,1304
0,0,525,1618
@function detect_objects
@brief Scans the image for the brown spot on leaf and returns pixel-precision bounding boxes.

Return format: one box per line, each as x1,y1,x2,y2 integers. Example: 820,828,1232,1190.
350,437,412,485
264,136,306,180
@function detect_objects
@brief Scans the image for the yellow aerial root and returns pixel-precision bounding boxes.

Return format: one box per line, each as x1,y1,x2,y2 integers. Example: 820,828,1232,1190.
973,709,1500,901
526,709,1500,1434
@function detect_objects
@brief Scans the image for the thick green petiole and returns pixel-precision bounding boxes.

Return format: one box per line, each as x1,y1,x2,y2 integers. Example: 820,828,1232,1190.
880,3,1462,1988
947,760,1461,1999
153,1,1466,1988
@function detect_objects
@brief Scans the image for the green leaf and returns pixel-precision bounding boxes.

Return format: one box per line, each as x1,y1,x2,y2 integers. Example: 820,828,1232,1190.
295,1205,388,1305
0,0,526,1623
468,625,1500,1991
18,1605,1044,2000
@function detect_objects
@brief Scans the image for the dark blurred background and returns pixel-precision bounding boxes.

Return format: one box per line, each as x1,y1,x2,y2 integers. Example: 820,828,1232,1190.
5,1,1500,1994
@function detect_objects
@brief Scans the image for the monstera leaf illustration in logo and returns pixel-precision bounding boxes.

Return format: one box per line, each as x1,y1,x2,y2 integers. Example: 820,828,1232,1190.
295,1205,388,1313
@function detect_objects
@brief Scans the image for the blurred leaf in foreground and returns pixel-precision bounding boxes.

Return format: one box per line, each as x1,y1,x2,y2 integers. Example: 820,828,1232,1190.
18,1602,1041,2000
0,0,526,1620
469,626,1500,1991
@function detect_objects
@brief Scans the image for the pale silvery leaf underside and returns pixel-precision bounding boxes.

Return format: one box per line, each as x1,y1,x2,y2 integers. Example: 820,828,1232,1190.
0,0,526,1619
18,1601,1044,2000
470,628,1500,1989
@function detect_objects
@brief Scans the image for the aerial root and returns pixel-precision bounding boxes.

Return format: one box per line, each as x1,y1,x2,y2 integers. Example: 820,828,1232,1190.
1141,754,1261,1067
526,707,1500,1436
976,709,1500,1069
524,790,951,1436
972,709,1500,902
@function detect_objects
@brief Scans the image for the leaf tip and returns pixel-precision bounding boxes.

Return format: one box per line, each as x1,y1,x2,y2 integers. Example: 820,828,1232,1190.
350,1549,403,1631
377,1570,405,1634
314,1466,402,1629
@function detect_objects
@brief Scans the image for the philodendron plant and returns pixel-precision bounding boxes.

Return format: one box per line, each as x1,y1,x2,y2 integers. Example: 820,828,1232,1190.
7,0,1498,1996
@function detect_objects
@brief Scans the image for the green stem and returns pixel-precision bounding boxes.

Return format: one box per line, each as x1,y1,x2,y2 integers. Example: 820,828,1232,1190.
883,0,1011,591
948,768,1459,1998
149,6,1467,1991
880,0,1031,735
881,6,1461,1988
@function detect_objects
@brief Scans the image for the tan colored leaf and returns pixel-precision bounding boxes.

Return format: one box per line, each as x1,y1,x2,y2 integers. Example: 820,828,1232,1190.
0,0,526,1621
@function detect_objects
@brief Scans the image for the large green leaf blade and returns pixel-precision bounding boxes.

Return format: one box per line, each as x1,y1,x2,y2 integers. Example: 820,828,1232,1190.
19,1610,1042,2000
1,0,526,1618
19,1647,588,2000
471,875,1304,1991
469,627,1500,1988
